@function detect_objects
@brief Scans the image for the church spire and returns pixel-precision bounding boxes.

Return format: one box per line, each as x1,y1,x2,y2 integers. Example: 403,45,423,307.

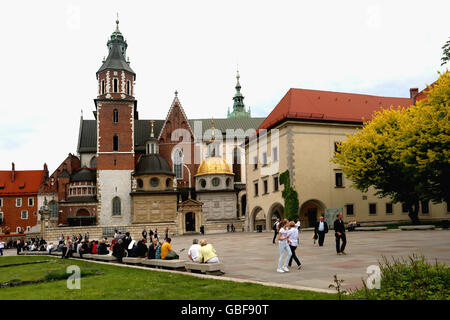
228,70,251,118
97,15,135,76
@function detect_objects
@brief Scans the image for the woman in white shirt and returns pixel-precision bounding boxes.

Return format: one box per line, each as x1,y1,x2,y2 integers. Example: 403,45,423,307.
276,219,292,273
287,221,302,269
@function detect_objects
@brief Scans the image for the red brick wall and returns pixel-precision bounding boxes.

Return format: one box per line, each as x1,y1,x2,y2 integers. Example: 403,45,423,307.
0,195,38,233
158,102,199,187
97,100,134,170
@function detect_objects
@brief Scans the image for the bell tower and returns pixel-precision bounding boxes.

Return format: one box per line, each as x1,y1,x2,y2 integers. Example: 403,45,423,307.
94,17,137,226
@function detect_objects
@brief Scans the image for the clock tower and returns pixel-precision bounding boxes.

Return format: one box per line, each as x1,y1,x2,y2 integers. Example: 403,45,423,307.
95,18,137,225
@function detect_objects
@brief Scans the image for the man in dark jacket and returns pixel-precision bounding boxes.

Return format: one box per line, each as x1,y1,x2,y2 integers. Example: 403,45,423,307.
314,215,329,247
97,240,109,255
334,213,347,255
136,239,148,258
112,239,126,263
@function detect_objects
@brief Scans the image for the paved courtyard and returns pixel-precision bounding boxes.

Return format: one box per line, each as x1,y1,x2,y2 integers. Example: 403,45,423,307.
170,229,450,290
2,229,449,291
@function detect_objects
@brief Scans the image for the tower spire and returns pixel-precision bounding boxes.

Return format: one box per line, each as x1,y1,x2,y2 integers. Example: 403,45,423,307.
228,70,251,118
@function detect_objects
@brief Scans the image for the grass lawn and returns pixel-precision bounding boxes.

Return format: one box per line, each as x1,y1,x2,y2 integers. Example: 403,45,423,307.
0,256,337,300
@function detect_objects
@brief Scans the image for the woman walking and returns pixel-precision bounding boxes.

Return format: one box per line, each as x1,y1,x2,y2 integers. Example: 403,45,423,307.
276,219,292,273
287,221,302,269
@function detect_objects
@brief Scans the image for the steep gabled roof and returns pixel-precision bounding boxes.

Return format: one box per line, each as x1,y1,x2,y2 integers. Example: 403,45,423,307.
158,95,194,140
258,88,413,132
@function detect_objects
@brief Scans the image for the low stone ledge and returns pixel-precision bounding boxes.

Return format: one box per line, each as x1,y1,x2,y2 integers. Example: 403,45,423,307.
50,251,62,256
400,225,435,230
18,251,49,256
91,254,117,262
122,257,144,265
185,262,224,275
141,259,186,270
354,226,387,231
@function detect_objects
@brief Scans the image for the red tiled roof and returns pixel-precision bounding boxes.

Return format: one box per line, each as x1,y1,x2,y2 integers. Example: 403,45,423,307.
415,81,436,102
257,88,413,132
0,170,45,195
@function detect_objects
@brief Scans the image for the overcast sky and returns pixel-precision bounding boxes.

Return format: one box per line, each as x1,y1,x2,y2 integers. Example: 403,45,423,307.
0,0,448,172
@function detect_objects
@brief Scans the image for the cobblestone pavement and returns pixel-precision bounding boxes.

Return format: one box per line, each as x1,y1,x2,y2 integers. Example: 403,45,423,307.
2,229,449,290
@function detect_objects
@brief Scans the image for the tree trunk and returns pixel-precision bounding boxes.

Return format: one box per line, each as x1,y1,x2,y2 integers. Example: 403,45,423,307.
408,202,420,225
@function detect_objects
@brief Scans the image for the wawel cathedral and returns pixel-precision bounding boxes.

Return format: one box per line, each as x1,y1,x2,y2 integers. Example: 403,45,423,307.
37,19,262,236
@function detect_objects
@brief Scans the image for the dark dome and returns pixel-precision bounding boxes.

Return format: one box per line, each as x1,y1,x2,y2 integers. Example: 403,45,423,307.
71,167,96,182
134,154,175,176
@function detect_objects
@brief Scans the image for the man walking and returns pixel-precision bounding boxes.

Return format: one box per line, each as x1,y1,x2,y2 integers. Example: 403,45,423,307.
314,215,328,247
272,218,280,244
334,213,347,255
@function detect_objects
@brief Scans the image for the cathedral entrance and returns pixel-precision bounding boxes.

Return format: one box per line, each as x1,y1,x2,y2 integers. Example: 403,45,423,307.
299,199,326,227
185,212,195,232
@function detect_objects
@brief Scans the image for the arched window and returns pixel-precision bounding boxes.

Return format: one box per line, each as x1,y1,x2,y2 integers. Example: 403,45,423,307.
126,80,130,95
113,135,119,151
113,109,119,123
173,149,183,179
90,156,97,168
101,80,105,95
113,78,118,93
48,201,58,218
112,197,121,216
166,178,172,188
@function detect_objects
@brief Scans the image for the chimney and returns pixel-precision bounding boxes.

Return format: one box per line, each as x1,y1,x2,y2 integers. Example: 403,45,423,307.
11,162,15,183
410,88,419,105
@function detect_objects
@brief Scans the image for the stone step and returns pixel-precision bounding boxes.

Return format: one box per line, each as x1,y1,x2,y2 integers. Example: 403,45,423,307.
399,225,435,230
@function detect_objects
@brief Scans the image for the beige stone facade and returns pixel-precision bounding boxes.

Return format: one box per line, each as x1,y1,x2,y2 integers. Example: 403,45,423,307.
245,121,450,230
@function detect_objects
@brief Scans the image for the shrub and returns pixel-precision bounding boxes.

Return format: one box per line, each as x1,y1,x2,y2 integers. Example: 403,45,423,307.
350,254,449,300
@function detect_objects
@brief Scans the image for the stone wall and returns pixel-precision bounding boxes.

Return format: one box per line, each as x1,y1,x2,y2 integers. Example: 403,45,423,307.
97,170,133,226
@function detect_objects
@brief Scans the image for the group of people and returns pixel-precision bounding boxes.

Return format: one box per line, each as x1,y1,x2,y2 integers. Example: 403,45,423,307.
39,228,219,265
273,213,348,273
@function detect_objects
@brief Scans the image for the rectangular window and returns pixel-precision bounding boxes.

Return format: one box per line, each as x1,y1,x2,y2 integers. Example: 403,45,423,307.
421,201,429,214
262,152,268,166
28,198,34,206
369,203,377,215
263,180,268,194
101,80,105,95
113,78,118,93
253,156,258,170
386,203,393,214
402,203,409,213
126,81,130,95
113,135,119,151
0,198,2,207
16,198,22,207
335,172,343,187
0,212,3,224
254,182,259,197
272,147,278,162
345,204,354,216
273,176,279,192
334,142,341,154
21,210,28,220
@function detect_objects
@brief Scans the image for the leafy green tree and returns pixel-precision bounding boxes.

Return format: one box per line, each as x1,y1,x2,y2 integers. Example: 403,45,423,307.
279,170,299,221
441,37,450,66
332,71,449,224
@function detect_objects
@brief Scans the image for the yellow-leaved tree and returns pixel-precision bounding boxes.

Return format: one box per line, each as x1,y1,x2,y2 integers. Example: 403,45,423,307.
332,71,449,224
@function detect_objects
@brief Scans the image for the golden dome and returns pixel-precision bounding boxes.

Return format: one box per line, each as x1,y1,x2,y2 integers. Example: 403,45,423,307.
195,157,234,177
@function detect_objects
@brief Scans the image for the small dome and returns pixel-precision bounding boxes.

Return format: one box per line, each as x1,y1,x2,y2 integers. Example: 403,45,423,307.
71,167,96,182
134,154,174,176
195,157,234,177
